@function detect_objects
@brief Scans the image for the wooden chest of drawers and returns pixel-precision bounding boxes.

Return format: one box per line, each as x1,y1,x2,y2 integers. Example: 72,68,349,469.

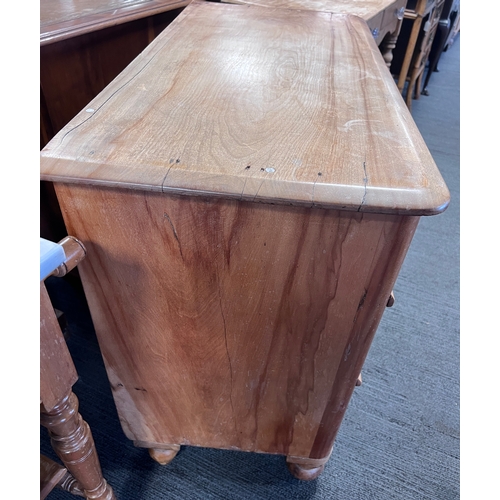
40,0,449,480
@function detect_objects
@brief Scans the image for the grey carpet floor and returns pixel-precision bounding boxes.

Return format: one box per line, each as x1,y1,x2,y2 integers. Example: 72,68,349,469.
41,34,460,500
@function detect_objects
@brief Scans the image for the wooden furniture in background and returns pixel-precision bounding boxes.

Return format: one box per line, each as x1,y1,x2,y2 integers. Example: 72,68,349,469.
40,237,116,500
403,0,444,109
422,0,459,94
221,0,408,67
390,0,445,108
41,0,450,481
392,0,431,93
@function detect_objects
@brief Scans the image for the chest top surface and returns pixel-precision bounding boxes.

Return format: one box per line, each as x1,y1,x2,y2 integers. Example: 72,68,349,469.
223,0,400,21
40,0,189,44
40,0,450,215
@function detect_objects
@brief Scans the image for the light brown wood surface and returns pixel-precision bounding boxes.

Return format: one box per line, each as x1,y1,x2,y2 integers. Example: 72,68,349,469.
54,184,420,465
41,0,191,45
40,0,449,216
219,0,407,65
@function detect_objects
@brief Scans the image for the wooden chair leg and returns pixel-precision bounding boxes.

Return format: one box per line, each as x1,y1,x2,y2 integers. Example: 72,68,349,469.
405,75,416,111
397,15,424,93
40,392,116,500
415,70,424,100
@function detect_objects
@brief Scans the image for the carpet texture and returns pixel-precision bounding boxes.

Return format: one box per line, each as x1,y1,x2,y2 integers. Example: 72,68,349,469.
41,34,460,500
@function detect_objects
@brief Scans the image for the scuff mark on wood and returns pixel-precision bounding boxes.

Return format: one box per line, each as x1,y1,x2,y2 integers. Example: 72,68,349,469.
358,160,368,211
163,212,183,258
218,287,236,423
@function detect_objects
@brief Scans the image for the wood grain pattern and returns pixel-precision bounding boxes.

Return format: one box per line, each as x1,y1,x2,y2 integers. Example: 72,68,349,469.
54,183,419,462
41,0,191,45
40,10,181,142
220,0,408,65
40,2,185,241
41,1,449,216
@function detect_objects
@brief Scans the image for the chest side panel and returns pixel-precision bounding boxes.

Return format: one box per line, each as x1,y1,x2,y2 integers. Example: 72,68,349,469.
55,183,418,458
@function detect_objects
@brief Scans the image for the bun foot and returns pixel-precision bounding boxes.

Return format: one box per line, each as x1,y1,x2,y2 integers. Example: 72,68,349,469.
286,461,325,480
148,445,180,465
286,451,332,480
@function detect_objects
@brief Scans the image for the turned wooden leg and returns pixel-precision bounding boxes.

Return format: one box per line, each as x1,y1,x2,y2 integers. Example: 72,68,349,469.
148,445,181,465
286,451,332,480
40,393,116,500
380,31,399,68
